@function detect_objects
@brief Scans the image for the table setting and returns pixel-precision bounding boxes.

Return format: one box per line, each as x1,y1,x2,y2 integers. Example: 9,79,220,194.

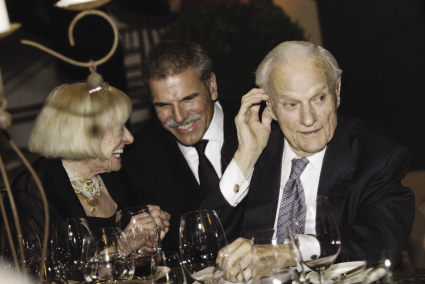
1,206,424,284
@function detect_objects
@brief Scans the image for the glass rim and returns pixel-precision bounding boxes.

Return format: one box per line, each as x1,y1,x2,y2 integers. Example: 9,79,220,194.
180,209,218,220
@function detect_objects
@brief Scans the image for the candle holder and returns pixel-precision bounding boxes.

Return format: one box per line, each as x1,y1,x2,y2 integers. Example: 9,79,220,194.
1,3,119,284
21,9,118,75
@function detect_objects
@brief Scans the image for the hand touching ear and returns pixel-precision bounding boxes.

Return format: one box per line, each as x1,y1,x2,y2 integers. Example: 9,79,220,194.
234,88,272,177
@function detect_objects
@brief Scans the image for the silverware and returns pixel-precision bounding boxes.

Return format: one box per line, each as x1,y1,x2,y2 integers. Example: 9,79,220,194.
331,264,365,282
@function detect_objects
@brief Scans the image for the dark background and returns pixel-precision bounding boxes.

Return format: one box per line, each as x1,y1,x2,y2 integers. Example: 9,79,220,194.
2,0,425,170
317,0,425,170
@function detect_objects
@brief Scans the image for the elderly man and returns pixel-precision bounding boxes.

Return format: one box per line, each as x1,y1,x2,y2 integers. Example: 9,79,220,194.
203,41,414,282
122,40,244,252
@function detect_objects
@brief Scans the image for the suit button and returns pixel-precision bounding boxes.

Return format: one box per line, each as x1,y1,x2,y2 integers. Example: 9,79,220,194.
234,184,240,193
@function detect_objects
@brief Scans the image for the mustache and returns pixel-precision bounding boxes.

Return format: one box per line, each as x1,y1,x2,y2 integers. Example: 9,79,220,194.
166,114,201,128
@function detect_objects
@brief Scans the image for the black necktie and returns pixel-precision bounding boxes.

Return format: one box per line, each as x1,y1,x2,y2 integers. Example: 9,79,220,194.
194,140,220,195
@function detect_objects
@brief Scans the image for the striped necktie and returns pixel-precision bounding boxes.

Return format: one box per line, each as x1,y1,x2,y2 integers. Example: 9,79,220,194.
276,157,309,243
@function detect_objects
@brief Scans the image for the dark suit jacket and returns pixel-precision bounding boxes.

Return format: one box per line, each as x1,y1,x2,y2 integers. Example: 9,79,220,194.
122,101,244,251
204,115,414,264
11,158,136,237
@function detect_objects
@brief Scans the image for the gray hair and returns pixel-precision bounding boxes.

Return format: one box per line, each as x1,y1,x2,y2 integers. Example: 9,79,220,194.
256,41,342,95
142,40,213,92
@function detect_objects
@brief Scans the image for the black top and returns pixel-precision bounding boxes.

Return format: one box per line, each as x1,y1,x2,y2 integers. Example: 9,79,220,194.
10,157,137,238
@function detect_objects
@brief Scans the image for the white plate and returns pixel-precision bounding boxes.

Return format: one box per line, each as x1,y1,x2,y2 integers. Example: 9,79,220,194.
306,261,368,284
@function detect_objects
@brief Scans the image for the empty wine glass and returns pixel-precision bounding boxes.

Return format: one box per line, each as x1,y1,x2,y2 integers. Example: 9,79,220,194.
156,250,187,284
249,229,294,284
291,195,341,284
116,206,161,281
82,227,135,283
50,217,92,282
0,218,42,279
179,209,228,284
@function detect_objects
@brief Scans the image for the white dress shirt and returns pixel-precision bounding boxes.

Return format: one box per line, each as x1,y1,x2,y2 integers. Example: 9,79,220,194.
178,102,224,183
273,139,326,234
220,138,326,229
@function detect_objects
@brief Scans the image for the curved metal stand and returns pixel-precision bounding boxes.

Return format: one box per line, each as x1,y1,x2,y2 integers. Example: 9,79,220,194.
21,9,118,70
0,7,119,284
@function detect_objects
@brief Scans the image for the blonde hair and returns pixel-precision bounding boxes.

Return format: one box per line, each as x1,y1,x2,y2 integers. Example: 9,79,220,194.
256,41,342,95
29,82,132,160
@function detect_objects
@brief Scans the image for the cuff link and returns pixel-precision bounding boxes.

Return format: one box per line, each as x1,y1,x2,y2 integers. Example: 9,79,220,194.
233,184,240,193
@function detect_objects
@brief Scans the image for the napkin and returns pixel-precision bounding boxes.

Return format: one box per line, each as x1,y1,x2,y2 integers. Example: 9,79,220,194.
363,267,386,284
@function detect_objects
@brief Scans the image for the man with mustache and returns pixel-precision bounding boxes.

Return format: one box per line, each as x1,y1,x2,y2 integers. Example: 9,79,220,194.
122,40,244,252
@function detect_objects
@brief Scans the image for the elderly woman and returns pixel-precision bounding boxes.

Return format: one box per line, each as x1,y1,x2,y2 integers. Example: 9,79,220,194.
11,81,170,237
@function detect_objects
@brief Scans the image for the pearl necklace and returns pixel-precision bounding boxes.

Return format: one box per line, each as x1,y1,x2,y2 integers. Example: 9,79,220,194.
64,166,102,213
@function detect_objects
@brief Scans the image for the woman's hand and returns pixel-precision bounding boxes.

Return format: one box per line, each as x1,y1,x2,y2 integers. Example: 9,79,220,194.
122,210,159,253
147,204,171,240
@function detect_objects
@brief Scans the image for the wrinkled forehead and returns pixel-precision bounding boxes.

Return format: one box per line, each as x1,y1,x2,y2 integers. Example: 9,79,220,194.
268,57,332,98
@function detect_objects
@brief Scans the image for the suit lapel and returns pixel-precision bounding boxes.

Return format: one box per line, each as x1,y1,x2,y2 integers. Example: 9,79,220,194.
318,120,356,196
163,131,204,199
220,101,239,172
318,119,356,220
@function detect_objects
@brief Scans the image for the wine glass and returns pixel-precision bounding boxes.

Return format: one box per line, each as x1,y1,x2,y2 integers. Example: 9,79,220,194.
41,257,68,284
0,218,42,278
156,250,187,284
50,217,92,282
179,209,228,284
290,195,341,284
116,205,161,281
249,229,294,284
81,227,135,283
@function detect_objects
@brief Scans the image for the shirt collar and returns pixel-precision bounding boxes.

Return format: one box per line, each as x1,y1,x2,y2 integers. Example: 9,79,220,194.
202,101,224,143
282,138,327,171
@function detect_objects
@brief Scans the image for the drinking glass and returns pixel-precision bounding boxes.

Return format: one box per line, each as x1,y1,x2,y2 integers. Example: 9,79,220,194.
290,195,341,284
179,209,228,284
82,227,135,283
249,229,293,284
41,257,68,284
50,217,92,282
156,251,187,284
0,219,42,278
116,206,161,281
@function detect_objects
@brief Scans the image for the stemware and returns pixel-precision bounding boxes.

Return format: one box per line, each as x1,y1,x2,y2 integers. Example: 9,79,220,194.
41,257,68,284
0,218,42,278
179,209,228,284
50,217,92,282
82,227,135,283
116,205,161,281
290,195,341,284
248,229,293,284
157,250,187,284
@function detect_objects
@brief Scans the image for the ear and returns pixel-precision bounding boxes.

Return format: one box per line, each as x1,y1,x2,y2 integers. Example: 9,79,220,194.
335,77,341,108
208,73,218,101
266,101,277,121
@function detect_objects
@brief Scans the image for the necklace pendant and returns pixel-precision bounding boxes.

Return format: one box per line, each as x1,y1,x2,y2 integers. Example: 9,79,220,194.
90,206,96,213
85,196,99,207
